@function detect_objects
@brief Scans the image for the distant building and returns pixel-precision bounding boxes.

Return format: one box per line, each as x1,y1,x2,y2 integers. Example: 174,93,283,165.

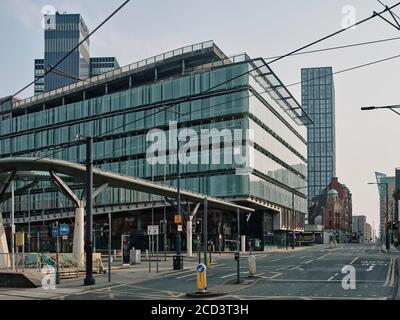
90,57,120,76
309,177,352,242
301,67,336,219
375,172,396,244
352,215,372,243
34,12,119,95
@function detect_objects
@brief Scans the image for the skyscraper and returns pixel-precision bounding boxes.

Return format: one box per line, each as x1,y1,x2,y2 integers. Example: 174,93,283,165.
43,12,90,92
301,67,336,215
34,12,119,95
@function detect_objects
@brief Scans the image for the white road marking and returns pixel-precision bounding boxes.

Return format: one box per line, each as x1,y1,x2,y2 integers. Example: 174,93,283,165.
268,272,282,279
271,259,281,262
316,253,330,260
300,256,307,259
177,273,196,279
389,259,396,287
350,257,359,265
220,273,237,279
384,258,394,287
304,260,314,264
328,276,335,281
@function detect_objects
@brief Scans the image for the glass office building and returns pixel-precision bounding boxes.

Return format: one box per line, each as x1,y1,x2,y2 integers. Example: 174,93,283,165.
2,41,309,251
34,12,119,95
90,57,120,76
34,59,45,95
301,67,336,216
375,172,396,243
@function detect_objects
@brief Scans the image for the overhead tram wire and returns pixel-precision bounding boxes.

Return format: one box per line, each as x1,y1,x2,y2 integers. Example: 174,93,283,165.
264,35,400,60
30,47,400,162
12,0,131,98
103,50,400,160
27,2,400,162
35,49,400,162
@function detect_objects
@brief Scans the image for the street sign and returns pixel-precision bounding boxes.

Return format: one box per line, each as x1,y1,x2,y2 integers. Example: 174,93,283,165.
16,232,24,247
174,215,182,224
51,226,59,238
147,225,159,235
196,263,207,291
59,224,70,237
177,224,183,232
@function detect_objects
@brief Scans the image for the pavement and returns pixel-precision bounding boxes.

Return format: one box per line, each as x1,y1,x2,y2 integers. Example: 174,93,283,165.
0,243,398,300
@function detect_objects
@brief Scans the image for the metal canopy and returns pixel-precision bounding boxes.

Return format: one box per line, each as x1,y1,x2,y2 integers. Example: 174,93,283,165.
0,157,254,213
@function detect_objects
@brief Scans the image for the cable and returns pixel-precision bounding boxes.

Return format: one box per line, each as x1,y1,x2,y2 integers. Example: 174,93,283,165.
264,35,400,60
25,2,400,162
377,0,400,21
12,0,131,98
102,50,400,160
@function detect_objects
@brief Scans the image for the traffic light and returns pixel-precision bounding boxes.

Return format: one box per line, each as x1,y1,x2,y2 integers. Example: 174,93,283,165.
194,218,202,234
103,222,109,237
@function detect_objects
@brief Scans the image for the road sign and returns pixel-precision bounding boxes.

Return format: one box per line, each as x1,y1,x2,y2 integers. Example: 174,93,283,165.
174,215,182,224
16,232,24,247
147,225,159,235
196,263,207,291
177,224,183,232
59,224,70,237
51,226,59,238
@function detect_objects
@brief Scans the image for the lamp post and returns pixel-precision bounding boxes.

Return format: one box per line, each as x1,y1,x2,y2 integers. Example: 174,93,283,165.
361,104,400,117
291,186,307,250
368,182,390,252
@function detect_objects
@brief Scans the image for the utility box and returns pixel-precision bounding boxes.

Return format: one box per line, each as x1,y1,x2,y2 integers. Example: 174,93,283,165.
173,255,183,270
248,255,256,276
130,249,141,264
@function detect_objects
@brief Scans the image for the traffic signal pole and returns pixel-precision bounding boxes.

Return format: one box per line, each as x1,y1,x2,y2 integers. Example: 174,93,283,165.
203,198,208,266
84,136,95,286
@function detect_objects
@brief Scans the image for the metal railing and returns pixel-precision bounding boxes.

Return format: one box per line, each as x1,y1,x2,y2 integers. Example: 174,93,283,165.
14,41,216,108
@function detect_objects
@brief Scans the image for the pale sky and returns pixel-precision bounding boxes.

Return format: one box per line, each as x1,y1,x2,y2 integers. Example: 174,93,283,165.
1,0,400,233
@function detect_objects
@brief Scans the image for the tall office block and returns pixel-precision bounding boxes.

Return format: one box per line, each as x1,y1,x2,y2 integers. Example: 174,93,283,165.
43,12,90,92
301,67,336,215
34,12,119,95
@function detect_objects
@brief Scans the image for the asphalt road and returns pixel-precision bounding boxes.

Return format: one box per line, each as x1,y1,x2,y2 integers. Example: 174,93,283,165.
62,243,399,300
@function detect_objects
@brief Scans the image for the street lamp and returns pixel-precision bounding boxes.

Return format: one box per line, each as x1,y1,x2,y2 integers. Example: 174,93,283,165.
368,182,390,252
291,186,307,250
361,104,400,116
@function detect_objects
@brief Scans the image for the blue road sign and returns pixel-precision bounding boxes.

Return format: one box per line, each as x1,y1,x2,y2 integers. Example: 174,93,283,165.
51,227,59,238
197,263,206,273
59,224,70,236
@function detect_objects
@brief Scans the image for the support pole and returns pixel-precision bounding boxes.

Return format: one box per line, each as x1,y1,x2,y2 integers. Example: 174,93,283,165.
108,212,111,282
84,136,95,286
11,181,15,272
236,208,240,284
187,216,193,257
203,198,208,266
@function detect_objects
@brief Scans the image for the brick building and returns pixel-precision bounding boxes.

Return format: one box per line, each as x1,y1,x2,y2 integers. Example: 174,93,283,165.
309,177,353,242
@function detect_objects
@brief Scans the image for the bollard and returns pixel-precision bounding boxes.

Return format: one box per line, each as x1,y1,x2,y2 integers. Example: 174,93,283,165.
196,263,207,293
248,255,256,277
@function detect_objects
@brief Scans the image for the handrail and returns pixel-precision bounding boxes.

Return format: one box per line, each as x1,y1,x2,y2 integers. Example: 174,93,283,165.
13,40,217,108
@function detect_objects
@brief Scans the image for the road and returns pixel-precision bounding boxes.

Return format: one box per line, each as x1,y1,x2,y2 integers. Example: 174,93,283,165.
57,243,398,300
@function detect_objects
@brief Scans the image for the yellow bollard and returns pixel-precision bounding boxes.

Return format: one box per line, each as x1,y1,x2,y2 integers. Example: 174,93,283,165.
196,263,207,293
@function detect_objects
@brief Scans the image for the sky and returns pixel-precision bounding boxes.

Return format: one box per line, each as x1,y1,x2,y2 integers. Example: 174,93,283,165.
1,0,400,232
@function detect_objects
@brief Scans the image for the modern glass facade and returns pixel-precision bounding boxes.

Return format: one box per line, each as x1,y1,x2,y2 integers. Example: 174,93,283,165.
375,172,396,243
43,13,90,92
34,59,45,95
4,42,308,250
34,12,119,95
301,67,336,214
90,57,120,76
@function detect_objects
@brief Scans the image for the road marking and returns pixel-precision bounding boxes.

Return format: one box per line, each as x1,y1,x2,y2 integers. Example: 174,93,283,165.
304,260,313,264
328,276,335,281
289,265,303,270
220,273,237,279
254,273,265,277
268,272,282,279
384,258,394,287
389,259,396,287
177,273,196,279
300,256,307,259
350,257,359,265
316,253,330,260
271,259,281,262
